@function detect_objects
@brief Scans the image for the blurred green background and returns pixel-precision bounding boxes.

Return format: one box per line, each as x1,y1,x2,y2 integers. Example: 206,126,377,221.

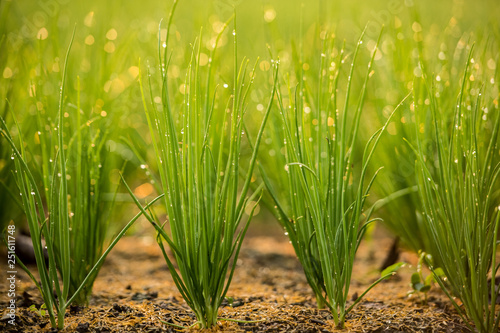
1,0,499,247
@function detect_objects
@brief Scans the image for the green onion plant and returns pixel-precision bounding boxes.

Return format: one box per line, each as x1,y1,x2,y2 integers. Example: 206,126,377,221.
128,5,278,328
409,45,500,332
260,29,407,329
364,13,492,267
26,39,120,306
0,31,161,329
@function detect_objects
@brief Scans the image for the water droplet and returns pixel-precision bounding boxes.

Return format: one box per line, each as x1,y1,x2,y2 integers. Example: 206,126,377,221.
140,164,147,169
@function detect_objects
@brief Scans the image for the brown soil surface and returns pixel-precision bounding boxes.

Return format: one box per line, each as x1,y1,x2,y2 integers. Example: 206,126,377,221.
0,221,471,332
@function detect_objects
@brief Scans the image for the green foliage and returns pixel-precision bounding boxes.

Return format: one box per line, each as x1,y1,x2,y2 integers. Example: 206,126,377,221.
409,45,500,332
126,5,278,328
358,7,500,268
1,1,500,332
0,1,20,233
0,118,22,233
407,251,444,303
28,304,47,317
259,27,408,328
0,31,78,328
0,31,160,329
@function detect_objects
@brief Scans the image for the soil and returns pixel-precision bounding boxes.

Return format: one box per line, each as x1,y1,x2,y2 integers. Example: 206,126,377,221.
0,221,472,332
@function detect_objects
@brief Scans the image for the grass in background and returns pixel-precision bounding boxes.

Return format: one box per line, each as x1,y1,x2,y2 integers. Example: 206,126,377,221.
410,45,500,332
1,0,147,235
127,6,278,328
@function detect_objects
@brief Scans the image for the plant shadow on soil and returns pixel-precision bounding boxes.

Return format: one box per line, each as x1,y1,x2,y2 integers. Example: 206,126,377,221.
0,220,471,332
